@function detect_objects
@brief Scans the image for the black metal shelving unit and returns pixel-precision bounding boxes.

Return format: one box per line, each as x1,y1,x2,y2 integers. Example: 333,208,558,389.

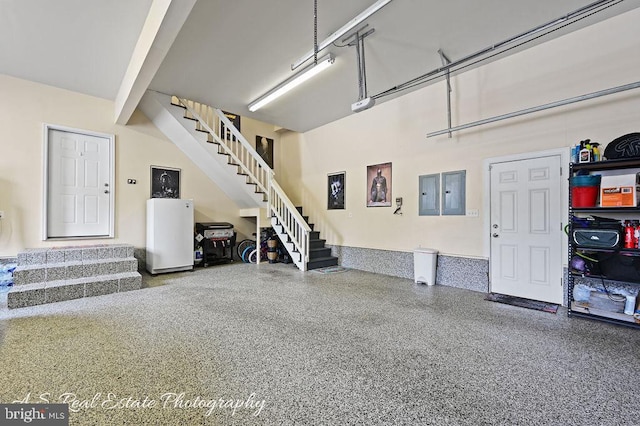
568,158,640,329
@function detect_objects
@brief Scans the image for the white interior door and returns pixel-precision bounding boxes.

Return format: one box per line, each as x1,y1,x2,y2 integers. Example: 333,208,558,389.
489,155,563,304
46,127,114,238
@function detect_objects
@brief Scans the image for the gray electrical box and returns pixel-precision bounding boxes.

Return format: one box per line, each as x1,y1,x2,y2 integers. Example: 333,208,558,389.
442,170,466,215
418,174,440,216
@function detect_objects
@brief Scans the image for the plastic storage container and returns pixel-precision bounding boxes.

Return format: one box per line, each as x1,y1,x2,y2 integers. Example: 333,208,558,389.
414,248,438,286
571,174,601,207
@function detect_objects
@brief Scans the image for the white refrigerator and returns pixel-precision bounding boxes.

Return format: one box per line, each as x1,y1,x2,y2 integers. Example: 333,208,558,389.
146,198,194,274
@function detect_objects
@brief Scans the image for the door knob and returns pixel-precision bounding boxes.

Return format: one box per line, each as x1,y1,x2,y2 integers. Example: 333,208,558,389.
104,190,109,194
492,233,499,238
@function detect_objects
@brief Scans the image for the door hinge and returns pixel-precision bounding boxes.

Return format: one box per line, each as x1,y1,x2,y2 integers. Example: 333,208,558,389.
560,166,562,176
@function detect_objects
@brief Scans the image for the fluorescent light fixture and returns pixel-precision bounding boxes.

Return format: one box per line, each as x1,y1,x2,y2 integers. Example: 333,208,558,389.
291,0,393,70
248,54,335,112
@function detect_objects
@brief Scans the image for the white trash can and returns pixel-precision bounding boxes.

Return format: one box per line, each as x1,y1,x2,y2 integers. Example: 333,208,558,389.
414,248,438,286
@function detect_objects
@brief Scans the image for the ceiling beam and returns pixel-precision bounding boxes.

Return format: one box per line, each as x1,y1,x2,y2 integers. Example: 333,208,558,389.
114,0,196,125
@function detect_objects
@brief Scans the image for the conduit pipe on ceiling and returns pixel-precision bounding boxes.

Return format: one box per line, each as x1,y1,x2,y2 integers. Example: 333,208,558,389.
426,80,640,138
373,0,622,100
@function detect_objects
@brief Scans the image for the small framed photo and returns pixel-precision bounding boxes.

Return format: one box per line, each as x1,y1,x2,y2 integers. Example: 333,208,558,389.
150,166,181,199
221,111,241,141
328,172,346,210
367,162,392,207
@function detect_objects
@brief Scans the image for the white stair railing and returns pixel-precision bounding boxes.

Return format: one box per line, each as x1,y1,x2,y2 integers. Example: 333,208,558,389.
172,96,311,269
174,97,272,195
270,180,311,270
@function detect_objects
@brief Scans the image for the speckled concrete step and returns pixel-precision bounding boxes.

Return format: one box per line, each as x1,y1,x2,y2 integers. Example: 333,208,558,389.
13,258,138,285
16,244,135,267
7,272,142,309
8,244,142,309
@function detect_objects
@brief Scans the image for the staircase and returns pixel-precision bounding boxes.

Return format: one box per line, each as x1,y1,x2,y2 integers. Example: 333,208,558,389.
8,244,142,309
139,91,337,271
293,207,341,270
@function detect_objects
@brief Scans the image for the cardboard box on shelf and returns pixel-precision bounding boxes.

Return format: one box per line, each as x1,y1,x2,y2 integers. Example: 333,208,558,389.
600,174,638,207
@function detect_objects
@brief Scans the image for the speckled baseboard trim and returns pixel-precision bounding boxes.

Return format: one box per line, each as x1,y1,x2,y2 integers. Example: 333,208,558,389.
435,255,489,293
329,245,489,293
330,246,413,279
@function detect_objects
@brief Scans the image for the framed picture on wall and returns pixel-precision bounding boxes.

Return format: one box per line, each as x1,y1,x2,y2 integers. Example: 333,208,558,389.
256,136,274,169
221,111,241,141
150,166,181,199
367,162,392,207
327,172,346,210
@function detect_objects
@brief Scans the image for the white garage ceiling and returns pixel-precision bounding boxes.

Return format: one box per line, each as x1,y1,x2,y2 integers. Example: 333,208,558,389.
1,0,638,132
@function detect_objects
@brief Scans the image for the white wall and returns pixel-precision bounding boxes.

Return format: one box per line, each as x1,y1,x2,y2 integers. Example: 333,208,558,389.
0,75,259,257
280,8,640,258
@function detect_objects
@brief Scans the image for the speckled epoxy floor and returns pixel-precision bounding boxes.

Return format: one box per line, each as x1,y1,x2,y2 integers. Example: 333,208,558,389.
0,262,638,425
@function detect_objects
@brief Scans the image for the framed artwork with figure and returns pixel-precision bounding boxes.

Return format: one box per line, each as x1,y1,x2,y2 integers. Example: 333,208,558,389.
150,166,181,199
327,172,346,210
367,162,391,207
256,136,274,169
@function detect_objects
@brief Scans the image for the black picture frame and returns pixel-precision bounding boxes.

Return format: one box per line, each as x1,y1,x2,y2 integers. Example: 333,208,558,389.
256,136,274,169
328,172,346,210
221,111,241,141
150,166,181,199
367,162,392,207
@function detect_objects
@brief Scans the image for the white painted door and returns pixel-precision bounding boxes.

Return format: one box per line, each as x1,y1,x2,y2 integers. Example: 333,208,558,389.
47,128,112,238
489,155,563,304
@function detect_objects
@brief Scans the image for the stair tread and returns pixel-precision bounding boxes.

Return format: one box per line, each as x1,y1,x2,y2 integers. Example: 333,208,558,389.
307,255,338,261
9,272,142,290
309,247,332,261
15,257,138,269
48,272,141,287
307,256,339,270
